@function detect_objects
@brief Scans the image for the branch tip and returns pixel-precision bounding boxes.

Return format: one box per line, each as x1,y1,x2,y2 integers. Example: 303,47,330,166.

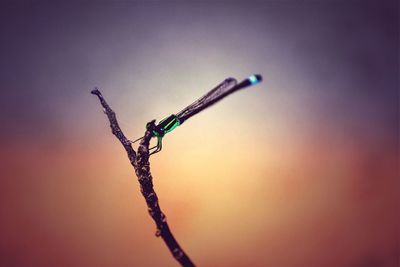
91,88,101,96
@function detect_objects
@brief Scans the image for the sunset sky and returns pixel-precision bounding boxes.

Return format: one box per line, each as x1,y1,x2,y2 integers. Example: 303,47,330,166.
0,1,398,267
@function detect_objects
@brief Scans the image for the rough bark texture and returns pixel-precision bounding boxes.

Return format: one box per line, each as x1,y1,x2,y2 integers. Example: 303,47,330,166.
91,88,195,267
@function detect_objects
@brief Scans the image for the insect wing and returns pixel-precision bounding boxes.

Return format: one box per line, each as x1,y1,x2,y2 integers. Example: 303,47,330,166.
176,78,238,123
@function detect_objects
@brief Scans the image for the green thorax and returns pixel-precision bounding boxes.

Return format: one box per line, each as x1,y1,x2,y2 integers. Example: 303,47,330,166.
147,114,180,138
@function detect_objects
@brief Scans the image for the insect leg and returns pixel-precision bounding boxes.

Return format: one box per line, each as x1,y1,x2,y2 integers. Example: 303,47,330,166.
149,137,163,156
130,136,144,144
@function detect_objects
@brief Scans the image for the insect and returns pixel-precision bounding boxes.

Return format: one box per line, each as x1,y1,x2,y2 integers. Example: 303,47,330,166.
132,74,263,155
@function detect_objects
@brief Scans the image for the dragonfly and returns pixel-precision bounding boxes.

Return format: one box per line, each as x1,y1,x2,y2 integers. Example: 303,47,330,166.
132,74,263,155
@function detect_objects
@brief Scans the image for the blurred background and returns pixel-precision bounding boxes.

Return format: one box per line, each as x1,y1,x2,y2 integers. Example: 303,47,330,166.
0,1,398,267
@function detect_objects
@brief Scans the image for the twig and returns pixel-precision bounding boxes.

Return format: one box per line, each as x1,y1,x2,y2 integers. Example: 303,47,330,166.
91,88,195,267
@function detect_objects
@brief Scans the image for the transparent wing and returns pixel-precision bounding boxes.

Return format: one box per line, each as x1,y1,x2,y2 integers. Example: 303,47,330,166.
176,78,238,124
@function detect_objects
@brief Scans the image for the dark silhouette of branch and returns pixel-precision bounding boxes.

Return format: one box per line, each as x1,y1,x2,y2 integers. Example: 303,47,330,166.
91,88,195,267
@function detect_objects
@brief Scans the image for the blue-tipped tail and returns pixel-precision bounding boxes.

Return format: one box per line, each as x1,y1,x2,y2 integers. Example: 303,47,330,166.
234,74,263,90
248,74,262,85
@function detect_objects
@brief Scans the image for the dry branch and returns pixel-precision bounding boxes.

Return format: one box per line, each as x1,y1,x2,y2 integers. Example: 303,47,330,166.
91,88,195,267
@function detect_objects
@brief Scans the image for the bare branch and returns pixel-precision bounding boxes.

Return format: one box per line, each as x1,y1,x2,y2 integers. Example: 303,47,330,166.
91,88,136,164
91,88,195,267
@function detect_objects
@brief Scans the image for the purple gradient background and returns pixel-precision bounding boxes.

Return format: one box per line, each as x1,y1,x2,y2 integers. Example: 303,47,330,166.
0,1,398,267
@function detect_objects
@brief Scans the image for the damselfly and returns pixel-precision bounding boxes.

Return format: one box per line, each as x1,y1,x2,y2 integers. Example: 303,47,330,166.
132,74,263,155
